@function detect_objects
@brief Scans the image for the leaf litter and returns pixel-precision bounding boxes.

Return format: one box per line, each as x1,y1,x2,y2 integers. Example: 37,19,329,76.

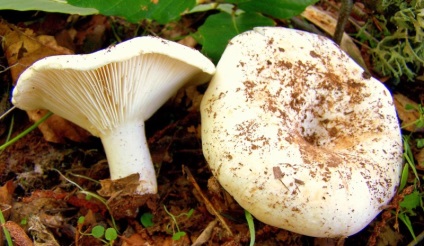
0,4,423,245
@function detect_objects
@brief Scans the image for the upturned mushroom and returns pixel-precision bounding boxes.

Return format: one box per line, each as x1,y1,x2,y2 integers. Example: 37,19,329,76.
12,36,215,195
200,27,403,237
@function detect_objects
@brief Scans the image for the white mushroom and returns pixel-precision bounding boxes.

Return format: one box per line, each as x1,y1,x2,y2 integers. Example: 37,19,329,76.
200,27,403,238
12,36,215,195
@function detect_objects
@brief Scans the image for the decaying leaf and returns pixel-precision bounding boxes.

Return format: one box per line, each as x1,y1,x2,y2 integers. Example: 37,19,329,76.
4,221,34,246
393,93,420,132
28,109,92,143
0,20,73,83
98,173,142,197
28,215,60,246
0,20,91,143
414,148,424,169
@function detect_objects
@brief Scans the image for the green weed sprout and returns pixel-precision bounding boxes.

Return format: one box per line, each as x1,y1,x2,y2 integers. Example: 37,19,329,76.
140,212,154,228
53,169,119,232
0,111,53,151
163,205,194,240
78,216,118,245
245,210,255,246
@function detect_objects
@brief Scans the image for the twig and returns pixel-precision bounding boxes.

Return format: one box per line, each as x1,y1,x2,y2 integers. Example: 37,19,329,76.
334,0,353,44
183,166,233,236
407,230,424,246
0,106,16,121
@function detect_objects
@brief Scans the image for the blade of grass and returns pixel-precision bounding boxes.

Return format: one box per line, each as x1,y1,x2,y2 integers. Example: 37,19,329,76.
0,111,53,151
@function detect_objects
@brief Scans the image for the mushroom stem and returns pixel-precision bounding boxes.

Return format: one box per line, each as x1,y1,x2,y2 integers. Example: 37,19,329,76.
100,121,157,194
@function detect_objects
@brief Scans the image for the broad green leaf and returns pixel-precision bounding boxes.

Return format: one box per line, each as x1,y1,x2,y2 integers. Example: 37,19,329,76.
67,0,195,24
91,225,105,239
417,138,424,148
225,0,318,19
105,228,118,241
140,212,154,228
77,216,85,225
400,190,422,215
0,0,97,15
195,12,275,63
172,231,186,240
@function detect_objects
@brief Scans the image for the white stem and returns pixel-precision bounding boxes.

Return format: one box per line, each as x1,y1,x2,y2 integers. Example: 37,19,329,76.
100,121,157,195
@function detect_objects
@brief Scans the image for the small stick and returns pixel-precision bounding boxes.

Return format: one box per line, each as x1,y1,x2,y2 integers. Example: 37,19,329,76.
0,106,16,121
183,166,233,236
333,0,353,45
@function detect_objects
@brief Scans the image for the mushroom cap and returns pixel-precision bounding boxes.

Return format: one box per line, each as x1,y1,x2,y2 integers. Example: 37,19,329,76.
200,27,403,238
12,36,215,137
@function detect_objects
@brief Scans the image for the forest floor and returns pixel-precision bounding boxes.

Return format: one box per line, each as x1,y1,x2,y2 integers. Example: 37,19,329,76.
0,1,423,246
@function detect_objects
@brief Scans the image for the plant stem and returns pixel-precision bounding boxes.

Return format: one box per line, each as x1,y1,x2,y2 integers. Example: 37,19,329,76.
0,111,53,151
0,206,14,246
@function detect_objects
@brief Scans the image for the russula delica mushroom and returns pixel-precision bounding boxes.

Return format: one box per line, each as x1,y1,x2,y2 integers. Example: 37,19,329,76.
12,36,215,195
200,27,403,238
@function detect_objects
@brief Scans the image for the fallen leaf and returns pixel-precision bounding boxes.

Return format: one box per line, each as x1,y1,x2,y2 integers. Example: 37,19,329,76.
28,215,60,246
0,20,72,83
121,233,147,246
0,180,15,225
4,221,34,246
393,93,420,132
0,20,91,143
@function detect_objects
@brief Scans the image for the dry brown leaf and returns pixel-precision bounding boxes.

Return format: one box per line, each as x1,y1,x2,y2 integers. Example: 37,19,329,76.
28,109,91,143
414,149,424,168
121,233,149,246
0,180,15,235
98,173,142,197
301,5,367,70
393,93,419,132
0,21,72,83
28,215,60,246
0,20,91,143
4,221,34,246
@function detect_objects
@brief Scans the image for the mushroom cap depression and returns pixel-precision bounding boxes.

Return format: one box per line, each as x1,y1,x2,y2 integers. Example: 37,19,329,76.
12,36,215,137
201,27,403,238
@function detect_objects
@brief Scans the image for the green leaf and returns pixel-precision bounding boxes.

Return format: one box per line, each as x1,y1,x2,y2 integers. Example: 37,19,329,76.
77,216,85,225
196,11,275,63
67,0,195,24
225,0,318,19
398,212,416,239
399,163,409,192
0,0,97,15
172,231,186,240
91,225,105,239
186,208,194,218
105,228,118,241
400,190,422,215
245,210,255,246
140,212,154,228
417,138,424,148
405,104,416,110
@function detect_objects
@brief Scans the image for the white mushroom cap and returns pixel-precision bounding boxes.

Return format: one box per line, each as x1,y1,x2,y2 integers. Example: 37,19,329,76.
200,27,402,238
13,36,215,195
